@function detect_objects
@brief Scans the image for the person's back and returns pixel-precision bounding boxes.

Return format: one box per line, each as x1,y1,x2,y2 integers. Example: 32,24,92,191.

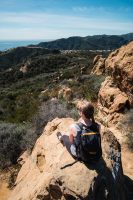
57,100,102,163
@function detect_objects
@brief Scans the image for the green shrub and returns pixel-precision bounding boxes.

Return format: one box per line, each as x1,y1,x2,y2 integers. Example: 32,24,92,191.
0,92,39,123
67,74,105,101
83,74,105,101
0,98,78,169
0,123,23,168
32,98,78,135
0,122,36,169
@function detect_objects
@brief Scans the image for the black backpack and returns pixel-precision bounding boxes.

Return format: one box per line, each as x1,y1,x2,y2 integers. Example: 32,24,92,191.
75,122,102,163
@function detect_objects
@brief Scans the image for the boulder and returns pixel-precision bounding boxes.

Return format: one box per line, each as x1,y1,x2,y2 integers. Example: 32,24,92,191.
8,118,131,200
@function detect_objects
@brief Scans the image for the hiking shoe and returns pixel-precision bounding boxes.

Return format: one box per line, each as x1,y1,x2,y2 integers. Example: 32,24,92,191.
56,132,63,144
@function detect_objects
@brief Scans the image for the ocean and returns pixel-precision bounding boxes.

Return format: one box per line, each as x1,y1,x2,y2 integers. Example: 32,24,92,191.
0,40,48,51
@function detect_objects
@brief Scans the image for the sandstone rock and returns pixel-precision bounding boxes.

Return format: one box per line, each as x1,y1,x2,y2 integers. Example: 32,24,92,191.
105,42,133,106
0,181,11,200
58,86,73,101
98,77,130,112
20,65,27,73
92,42,133,107
98,77,130,126
17,150,30,166
92,55,105,75
8,118,130,200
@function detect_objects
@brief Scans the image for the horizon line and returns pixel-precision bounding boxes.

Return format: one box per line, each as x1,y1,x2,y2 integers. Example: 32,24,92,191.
0,32,132,41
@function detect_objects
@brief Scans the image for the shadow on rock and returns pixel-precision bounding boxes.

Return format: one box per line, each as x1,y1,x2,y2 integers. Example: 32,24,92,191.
84,158,133,200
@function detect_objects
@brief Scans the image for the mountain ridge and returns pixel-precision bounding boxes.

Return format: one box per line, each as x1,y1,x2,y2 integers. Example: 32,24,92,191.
33,33,133,50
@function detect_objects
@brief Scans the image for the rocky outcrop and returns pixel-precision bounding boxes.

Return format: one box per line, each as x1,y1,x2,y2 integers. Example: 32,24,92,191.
92,55,105,75
98,76,130,126
92,42,133,101
105,42,133,106
8,118,132,200
92,42,133,126
58,87,73,101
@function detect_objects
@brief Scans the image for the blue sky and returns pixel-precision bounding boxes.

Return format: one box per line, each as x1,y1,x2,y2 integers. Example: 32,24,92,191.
0,0,133,40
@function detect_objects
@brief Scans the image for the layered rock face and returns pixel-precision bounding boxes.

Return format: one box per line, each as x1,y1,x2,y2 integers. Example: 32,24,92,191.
98,76,130,125
8,118,131,200
105,42,133,105
93,42,133,126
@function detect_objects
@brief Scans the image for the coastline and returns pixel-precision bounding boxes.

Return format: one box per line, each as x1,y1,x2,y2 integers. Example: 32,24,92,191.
0,40,47,51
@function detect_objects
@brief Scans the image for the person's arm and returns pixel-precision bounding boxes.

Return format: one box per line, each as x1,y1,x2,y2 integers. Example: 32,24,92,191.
69,128,75,143
69,124,78,144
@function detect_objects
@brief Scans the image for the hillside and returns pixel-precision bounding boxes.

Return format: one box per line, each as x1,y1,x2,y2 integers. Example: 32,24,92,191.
6,41,133,200
33,33,133,50
0,47,59,71
0,41,133,200
0,47,108,123
0,48,107,173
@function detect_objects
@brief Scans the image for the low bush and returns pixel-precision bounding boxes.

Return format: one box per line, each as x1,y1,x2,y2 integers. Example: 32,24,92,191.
32,98,78,135
0,122,24,168
68,74,105,101
83,74,105,101
0,92,39,123
0,99,78,169
0,122,35,169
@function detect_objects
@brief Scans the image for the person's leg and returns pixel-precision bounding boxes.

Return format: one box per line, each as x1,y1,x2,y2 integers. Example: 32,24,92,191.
61,135,71,153
57,133,77,158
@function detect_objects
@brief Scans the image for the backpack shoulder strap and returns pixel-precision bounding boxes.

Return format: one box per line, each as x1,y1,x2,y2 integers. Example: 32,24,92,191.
74,122,84,147
76,122,93,131
89,122,100,134
76,122,84,130
77,122,101,136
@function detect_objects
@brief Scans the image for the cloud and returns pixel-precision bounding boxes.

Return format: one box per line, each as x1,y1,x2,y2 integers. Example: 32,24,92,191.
73,6,88,12
72,6,111,15
0,12,133,40
73,6,103,12
72,5,133,17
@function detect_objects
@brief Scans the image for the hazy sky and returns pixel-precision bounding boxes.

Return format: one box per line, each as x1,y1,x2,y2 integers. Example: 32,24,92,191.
0,0,133,40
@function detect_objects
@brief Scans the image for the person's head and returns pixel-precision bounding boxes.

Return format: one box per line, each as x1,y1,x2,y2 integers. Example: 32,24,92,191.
77,100,95,122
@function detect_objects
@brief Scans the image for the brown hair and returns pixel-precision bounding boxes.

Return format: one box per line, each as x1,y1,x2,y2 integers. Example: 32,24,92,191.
77,100,95,123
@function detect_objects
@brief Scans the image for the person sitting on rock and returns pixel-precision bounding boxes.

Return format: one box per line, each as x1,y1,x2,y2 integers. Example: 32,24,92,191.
57,100,102,163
